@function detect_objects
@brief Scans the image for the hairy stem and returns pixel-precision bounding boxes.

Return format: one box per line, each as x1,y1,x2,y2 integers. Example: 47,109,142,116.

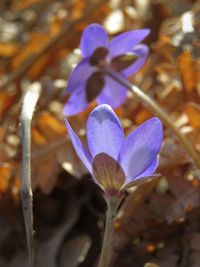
21,84,41,267
105,67,200,169
98,197,119,267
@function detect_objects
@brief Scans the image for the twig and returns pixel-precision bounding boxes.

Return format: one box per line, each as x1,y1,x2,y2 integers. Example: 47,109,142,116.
20,83,41,267
105,67,200,169
179,234,190,267
0,0,107,91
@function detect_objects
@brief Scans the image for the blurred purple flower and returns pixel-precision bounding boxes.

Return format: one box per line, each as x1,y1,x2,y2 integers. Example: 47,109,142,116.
65,104,163,197
63,24,150,116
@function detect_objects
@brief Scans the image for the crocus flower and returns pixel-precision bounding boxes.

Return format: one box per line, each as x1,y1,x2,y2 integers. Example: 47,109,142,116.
65,104,163,197
63,24,150,116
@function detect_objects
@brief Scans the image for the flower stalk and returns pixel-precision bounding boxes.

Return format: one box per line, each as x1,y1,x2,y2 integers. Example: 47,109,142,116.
98,197,120,267
104,67,200,169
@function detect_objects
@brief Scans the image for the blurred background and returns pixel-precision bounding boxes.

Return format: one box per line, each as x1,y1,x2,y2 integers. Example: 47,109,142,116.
0,0,200,266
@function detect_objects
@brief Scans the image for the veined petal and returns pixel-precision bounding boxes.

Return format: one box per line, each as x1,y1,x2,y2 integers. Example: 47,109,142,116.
121,44,149,77
122,158,159,190
109,29,150,58
96,75,127,108
86,71,105,102
129,157,158,181
80,24,108,57
66,58,94,93
86,104,124,160
65,119,92,174
63,85,88,116
92,153,126,193
119,117,163,182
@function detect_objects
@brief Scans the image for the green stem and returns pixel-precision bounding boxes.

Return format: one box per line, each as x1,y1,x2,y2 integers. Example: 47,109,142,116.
98,197,119,267
105,67,200,169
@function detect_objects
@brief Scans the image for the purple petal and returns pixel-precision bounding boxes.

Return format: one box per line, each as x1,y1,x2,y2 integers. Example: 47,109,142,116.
86,104,124,160
121,44,149,77
109,29,150,58
65,119,92,174
66,58,94,94
80,24,108,57
131,158,158,181
119,117,163,182
63,85,88,116
122,158,158,189
96,75,128,108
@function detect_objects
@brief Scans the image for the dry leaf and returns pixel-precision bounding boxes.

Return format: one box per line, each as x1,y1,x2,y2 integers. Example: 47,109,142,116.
177,49,196,92
185,102,200,128
0,42,19,57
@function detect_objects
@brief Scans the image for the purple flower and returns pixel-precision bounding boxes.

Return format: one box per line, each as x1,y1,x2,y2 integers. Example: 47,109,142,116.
65,104,163,197
63,24,150,116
